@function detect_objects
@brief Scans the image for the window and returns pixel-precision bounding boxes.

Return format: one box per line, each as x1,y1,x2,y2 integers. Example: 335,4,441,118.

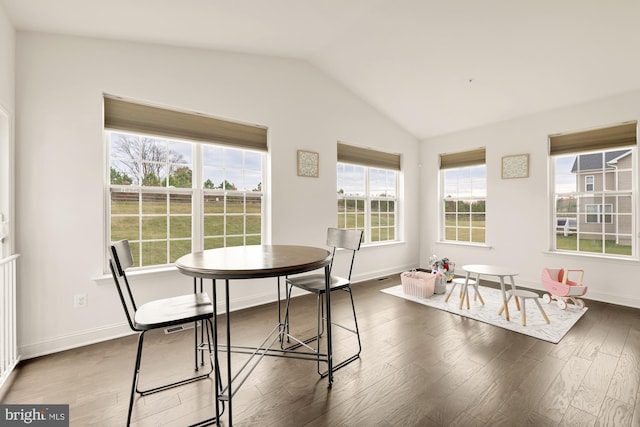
202,144,263,248
550,122,636,257
585,175,594,192
337,143,399,244
439,148,487,244
585,204,613,224
105,96,267,268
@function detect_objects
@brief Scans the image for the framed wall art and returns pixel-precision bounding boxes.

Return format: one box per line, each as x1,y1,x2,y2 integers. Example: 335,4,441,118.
501,153,529,179
297,150,319,177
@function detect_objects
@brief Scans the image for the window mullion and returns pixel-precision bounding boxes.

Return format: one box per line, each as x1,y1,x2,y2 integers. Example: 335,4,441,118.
365,168,371,243
137,188,143,263
192,144,203,252
166,188,171,263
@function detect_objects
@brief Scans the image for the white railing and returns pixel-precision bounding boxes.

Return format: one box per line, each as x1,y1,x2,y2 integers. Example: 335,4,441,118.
0,254,20,389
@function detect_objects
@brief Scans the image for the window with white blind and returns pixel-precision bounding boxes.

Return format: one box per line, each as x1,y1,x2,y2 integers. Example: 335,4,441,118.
105,96,267,268
337,143,400,244
550,121,636,257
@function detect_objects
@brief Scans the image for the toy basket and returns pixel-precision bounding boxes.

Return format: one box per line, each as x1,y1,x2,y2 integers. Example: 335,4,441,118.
400,270,435,298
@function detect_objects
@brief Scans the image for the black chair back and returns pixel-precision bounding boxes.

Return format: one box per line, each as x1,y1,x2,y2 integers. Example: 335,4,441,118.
326,228,362,281
109,240,139,331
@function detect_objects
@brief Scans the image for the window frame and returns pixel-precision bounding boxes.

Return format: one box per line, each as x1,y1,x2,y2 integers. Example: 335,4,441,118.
439,164,487,245
585,175,595,192
550,147,636,258
336,162,398,245
549,121,637,258
106,130,266,271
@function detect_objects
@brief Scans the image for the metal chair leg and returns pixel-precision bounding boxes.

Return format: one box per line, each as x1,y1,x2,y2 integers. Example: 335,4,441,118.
282,285,325,351
128,321,216,425
127,332,145,426
191,318,225,427
318,293,325,336
283,284,361,377
318,286,361,377
347,287,362,356
317,294,322,342
281,284,293,349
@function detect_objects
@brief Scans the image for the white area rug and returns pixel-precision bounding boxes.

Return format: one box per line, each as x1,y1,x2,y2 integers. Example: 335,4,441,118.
381,283,588,343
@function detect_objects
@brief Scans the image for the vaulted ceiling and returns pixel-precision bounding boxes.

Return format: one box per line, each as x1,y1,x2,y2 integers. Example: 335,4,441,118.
3,0,640,139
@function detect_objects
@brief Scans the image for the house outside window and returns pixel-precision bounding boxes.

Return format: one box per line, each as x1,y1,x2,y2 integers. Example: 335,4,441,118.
337,143,400,244
550,122,636,257
105,96,267,269
439,148,487,244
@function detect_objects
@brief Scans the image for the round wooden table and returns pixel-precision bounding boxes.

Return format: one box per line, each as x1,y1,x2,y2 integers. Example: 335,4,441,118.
176,244,331,279
175,245,332,426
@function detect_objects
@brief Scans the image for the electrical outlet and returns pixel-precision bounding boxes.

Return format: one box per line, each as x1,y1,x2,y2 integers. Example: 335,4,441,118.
74,294,88,308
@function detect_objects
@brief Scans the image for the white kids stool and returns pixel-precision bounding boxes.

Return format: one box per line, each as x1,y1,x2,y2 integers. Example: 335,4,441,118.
508,289,550,326
445,277,485,309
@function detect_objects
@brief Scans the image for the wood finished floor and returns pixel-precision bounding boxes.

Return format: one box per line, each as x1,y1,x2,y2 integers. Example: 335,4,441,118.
2,275,640,426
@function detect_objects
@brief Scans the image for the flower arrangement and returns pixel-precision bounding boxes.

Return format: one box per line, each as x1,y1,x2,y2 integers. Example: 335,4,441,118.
429,255,455,282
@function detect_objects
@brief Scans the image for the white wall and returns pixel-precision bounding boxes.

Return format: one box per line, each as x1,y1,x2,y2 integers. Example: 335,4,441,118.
14,32,419,358
0,3,13,109
420,91,640,308
0,5,15,260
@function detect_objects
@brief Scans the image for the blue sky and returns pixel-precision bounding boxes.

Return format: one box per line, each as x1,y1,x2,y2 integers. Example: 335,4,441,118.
337,163,397,197
555,155,578,193
442,165,486,198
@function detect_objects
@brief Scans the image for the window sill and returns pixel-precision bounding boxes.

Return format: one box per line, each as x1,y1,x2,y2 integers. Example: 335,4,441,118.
360,240,407,249
435,241,493,250
93,265,180,284
543,250,640,263
96,241,408,283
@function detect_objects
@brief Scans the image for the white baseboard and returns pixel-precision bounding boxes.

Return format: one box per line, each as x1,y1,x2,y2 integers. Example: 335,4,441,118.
472,276,640,310
580,291,640,309
15,263,404,359
20,323,133,360
352,265,414,283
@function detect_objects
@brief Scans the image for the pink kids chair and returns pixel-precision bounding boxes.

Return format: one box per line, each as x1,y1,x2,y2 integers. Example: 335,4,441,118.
541,268,588,310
